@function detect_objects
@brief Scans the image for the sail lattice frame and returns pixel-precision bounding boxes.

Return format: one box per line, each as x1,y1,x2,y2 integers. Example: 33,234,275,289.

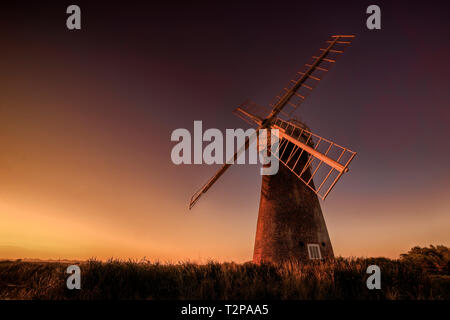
271,118,356,200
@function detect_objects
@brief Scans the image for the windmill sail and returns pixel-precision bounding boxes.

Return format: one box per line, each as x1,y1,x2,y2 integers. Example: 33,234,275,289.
271,117,356,200
233,101,266,127
189,131,258,209
266,35,355,120
188,35,356,209
234,106,356,200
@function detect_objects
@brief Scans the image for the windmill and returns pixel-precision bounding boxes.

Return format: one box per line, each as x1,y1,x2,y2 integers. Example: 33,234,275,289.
189,35,357,263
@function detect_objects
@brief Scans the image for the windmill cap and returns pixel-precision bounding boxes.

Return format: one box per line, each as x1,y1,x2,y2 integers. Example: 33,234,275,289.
287,118,311,132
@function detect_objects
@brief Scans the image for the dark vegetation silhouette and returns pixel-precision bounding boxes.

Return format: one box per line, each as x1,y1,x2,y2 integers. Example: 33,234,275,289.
0,245,448,299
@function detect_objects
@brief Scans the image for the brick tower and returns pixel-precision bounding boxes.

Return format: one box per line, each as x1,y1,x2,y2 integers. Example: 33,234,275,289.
253,124,334,263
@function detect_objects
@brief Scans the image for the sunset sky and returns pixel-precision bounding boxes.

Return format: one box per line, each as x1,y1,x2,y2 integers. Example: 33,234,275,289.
0,1,449,262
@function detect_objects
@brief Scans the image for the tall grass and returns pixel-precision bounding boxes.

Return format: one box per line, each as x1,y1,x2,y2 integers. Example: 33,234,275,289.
0,257,448,300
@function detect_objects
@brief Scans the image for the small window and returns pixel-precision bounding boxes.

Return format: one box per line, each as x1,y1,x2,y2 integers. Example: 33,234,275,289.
307,244,322,260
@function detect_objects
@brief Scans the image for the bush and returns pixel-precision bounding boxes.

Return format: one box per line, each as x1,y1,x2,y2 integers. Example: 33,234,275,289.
400,245,449,275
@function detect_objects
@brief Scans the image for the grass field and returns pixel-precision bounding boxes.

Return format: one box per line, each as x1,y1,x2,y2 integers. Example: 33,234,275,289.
0,246,449,300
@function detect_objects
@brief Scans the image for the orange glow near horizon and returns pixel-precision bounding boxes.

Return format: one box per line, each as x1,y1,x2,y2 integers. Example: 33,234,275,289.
1,94,449,262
